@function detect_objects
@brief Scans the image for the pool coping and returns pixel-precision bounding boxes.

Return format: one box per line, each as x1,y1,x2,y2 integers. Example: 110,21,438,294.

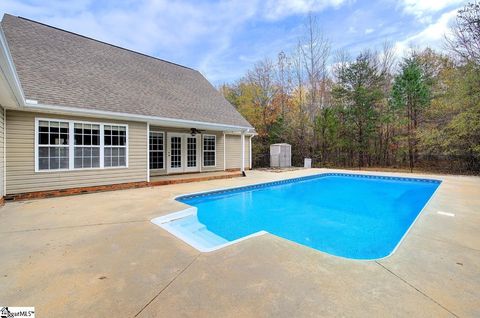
174,172,441,201
151,172,443,260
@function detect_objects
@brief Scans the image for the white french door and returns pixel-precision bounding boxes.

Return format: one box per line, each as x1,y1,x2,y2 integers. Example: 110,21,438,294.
167,133,200,173
167,133,183,173
184,135,200,172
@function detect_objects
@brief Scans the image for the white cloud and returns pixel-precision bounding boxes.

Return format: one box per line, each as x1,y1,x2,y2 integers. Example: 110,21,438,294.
262,0,349,20
393,8,457,56
399,0,465,22
1,0,263,78
364,28,374,34
1,0,353,83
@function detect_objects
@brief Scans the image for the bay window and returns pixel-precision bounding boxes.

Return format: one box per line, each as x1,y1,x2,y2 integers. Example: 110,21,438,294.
36,118,128,171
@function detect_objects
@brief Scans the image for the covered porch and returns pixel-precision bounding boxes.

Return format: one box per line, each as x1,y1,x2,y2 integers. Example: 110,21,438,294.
147,124,254,182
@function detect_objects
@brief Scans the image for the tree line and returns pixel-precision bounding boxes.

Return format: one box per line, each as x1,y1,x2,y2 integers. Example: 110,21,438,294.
221,2,480,174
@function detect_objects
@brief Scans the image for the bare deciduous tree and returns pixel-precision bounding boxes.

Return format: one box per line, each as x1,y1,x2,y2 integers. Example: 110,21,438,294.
276,51,290,119
445,1,480,63
332,49,351,83
299,13,331,119
246,58,278,136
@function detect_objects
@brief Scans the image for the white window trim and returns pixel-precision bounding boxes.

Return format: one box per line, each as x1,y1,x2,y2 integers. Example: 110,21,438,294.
35,117,129,172
149,130,165,170
202,134,216,168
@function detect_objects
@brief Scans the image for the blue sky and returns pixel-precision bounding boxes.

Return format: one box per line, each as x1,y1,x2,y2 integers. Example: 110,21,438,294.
1,0,468,85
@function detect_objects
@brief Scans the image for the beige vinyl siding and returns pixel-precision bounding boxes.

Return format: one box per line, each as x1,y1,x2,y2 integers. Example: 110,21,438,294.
225,134,250,170
149,126,224,176
0,106,4,197
6,110,147,194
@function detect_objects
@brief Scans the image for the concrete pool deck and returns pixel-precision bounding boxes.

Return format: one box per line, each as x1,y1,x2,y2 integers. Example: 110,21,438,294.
0,168,479,317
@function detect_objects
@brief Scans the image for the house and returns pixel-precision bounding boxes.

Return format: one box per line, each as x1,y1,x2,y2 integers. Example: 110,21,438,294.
0,14,255,201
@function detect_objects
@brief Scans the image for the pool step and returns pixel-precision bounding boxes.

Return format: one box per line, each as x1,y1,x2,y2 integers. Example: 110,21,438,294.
193,226,228,247
169,215,228,248
179,221,205,232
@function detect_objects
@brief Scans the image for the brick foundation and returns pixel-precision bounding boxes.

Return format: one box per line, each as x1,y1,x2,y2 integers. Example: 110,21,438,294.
5,181,148,201
4,172,244,201
149,172,243,186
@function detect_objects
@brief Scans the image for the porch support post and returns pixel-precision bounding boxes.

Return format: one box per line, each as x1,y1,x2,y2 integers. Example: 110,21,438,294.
199,133,202,172
241,131,245,173
223,132,226,171
249,135,253,170
146,122,150,183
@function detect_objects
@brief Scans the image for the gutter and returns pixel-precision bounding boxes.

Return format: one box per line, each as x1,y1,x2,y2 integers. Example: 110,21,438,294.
23,101,254,132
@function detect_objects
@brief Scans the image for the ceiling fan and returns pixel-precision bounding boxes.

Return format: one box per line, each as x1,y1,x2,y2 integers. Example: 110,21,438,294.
190,128,205,136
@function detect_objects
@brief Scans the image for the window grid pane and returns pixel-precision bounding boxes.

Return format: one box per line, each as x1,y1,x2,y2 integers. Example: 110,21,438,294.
104,125,126,147
104,146,126,167
74,147,100,168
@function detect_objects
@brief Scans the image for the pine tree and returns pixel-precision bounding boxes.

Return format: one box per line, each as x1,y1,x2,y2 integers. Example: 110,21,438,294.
391,58,430,171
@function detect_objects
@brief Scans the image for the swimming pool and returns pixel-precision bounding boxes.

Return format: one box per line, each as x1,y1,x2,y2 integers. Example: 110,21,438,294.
152,173,441,260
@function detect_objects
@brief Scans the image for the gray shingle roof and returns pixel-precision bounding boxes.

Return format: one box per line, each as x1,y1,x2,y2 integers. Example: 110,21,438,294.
1,14,252,128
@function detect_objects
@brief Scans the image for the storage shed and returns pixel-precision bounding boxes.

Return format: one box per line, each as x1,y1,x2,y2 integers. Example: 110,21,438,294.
270,143,291,168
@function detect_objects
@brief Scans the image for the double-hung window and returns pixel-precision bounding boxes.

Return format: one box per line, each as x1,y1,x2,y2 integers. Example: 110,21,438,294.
74,123,100,168
149,131,164,169
36,118,128,171
202,135,216,167
104,125,127,167
38,120,70,170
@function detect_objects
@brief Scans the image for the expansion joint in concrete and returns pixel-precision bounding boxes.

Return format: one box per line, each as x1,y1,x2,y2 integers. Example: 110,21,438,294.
134,253,201,317
375,261,458,318
0,219,147,234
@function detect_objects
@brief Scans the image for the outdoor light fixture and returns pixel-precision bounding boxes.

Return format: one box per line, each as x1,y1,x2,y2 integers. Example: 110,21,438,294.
190,128,204,136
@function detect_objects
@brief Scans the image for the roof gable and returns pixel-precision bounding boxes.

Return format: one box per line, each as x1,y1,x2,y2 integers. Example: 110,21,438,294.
1,14,252,128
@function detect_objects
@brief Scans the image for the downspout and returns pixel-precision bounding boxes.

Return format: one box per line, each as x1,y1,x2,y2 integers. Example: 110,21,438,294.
249,135,253,170
199,133,202,173
223,132,226,171
241,130,245,175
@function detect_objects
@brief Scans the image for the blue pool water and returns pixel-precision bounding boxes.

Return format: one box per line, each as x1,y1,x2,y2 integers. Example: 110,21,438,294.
172,174,440,259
